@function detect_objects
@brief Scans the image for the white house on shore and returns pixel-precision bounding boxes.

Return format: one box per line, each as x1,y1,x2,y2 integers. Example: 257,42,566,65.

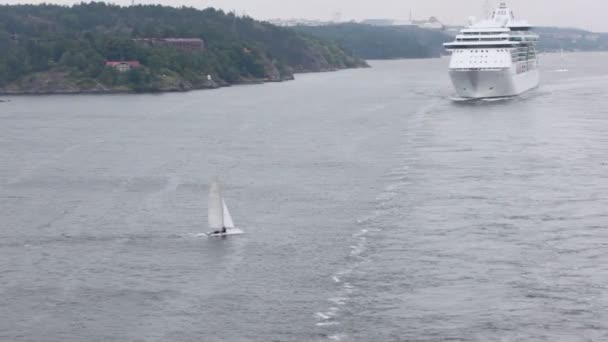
105,61,141,73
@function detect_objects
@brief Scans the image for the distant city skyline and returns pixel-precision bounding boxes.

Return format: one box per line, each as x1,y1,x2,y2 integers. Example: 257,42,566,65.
2,0,606,31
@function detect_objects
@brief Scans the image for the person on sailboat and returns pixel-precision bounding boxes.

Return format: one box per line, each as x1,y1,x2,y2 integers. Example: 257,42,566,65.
212,227,227,235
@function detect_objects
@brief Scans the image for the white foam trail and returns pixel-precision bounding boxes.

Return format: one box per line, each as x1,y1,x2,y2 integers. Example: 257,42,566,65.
384,184,401,192
376,191,398,202
356,208,386,224
316,321,340,327
350,244,365,256
356,214,377,224
353,229,368,238
386,166,410,177
328,307,339,314
329,297,347,306
315,312,331,320
336,268,353,276
376,201,397,210
385,180,411,192
385,173,408,181
328,333,348,341
332,276,341,283
387,167,409,174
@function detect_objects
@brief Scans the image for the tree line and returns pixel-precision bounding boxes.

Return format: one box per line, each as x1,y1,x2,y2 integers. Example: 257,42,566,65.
0,3,365,91
294,24,451,60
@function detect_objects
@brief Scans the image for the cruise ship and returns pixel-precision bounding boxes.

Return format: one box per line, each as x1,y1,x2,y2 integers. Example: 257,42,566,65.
443,3,539,99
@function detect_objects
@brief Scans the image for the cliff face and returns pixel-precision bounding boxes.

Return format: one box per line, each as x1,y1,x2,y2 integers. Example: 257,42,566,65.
0,3,367,94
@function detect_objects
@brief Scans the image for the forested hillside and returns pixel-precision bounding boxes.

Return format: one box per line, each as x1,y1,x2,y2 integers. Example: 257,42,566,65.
296,23,608,60
535,27,608,52
295,24,450,60
0,3,366,93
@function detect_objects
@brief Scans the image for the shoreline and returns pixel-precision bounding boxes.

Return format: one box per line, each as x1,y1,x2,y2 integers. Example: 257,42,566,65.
0,65,367,97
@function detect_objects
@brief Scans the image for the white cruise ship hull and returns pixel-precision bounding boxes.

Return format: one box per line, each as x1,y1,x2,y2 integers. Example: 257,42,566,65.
449,68,539,99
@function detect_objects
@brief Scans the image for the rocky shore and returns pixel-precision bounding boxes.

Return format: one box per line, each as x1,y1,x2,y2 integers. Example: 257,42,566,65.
0,64,363,95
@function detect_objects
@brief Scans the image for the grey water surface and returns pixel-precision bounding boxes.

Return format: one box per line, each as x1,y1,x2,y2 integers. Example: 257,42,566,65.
1,53,608,342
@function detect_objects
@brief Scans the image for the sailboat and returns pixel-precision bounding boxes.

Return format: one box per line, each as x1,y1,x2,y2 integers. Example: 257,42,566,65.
206,182,244,237
555,49,569,72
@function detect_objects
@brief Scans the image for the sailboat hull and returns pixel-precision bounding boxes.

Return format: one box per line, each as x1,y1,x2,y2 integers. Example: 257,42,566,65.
205,228,245,237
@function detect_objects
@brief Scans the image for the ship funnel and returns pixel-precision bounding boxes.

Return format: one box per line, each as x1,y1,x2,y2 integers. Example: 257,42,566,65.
492,2,514,26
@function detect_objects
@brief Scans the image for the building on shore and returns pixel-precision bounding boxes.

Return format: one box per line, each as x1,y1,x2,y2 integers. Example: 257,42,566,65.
105,61,141,73
267,18,332,27
361,16,445,30
361,19,401,26
268,15,444,30
412,17,445,30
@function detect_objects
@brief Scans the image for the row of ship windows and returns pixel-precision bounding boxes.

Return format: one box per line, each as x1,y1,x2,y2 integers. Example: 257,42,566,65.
456,61,506,64
456,38,536,42
463,54,535,58
454,59,536,64
462,31,531,35
453,49,511,53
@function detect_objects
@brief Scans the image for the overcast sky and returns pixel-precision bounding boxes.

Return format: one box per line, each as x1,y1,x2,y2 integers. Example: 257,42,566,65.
3,0,606,31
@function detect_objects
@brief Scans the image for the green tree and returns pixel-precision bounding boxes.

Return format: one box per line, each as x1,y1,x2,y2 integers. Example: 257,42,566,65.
98,67,118,85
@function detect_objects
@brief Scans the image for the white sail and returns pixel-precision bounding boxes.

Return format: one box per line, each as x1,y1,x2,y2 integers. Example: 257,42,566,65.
208,182,224,229
222,199,235,228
